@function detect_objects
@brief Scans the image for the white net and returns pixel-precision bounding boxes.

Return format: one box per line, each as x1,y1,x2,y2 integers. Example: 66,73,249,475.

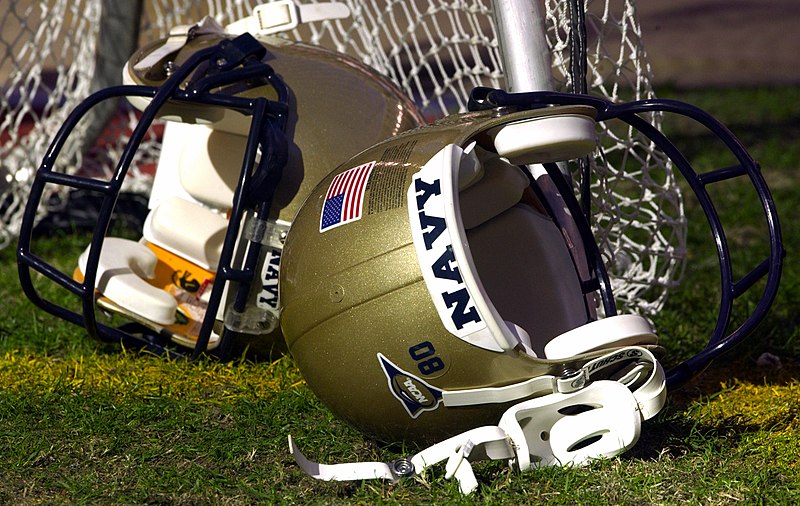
0,0,685,315
1,1,102,244
545,0,686,314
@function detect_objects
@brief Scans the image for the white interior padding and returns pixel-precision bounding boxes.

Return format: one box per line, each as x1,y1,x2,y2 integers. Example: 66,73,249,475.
78,238,177,325
142,196,228,271
465,204,588,356
460,153,529,230
177,125,243,209
147,122,242,212
489,114,597,165
543,314,658,360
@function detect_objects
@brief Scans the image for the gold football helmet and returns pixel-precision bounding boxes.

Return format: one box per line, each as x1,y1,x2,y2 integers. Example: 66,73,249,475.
281,87,782,487
17,15,423,358
280,105,667,442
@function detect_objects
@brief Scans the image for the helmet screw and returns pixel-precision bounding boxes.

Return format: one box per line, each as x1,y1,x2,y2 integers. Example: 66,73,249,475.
491,106,515,117
329,284,344,303
163,61,176,77
557,368,586,393
215,57,228,67
391,458,415,478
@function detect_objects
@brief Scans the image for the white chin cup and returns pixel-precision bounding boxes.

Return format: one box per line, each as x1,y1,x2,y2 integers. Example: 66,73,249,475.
498,380,641,471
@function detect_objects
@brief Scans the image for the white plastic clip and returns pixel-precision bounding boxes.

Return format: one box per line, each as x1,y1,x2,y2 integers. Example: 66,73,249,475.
443,439,478,494
410,426,513,494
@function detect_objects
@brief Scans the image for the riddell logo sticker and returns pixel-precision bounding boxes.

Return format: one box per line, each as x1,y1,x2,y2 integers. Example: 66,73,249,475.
172,270,201,292
378,353,443,418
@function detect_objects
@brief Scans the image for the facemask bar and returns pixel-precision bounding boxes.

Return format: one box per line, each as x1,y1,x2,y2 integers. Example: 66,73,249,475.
469,88,784,388
17,34,289,359
526,160,618,318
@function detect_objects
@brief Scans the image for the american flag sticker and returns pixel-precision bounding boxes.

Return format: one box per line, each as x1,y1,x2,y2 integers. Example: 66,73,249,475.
319,161,376,233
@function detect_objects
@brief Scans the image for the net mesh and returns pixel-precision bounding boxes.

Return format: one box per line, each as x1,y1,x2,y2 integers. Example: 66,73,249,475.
0,0,685,315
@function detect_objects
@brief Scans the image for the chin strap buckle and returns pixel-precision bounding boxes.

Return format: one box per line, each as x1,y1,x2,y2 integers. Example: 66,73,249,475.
289,426,513,495
133,17,227,72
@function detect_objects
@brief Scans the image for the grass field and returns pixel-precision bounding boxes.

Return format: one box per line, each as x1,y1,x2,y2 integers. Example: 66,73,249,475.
1,86,798,504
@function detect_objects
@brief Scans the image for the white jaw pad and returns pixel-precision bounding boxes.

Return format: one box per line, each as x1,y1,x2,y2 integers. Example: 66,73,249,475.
175,124,240,210
142,196,228,271
490,113,597,165
498,380,641,470
78,238,177,326
544,314,658,360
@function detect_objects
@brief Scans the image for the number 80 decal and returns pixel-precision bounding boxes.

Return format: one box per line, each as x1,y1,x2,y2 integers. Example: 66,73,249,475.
408,341,445,376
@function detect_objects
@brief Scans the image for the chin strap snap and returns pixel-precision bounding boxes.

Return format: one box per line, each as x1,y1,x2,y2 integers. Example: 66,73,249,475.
289,346,666,494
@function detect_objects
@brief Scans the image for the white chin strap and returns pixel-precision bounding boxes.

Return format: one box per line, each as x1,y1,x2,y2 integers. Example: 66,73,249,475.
226,0,350,36
133,1,350,72
289,346,666,495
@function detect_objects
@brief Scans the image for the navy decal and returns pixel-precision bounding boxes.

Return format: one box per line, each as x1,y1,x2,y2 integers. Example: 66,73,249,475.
257,247,281,309
441,287,481,330
431,246,462,283
408,156,485,338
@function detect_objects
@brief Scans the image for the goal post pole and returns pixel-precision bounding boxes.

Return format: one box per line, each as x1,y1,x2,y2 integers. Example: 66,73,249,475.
491,0,554,93
77,0,145,156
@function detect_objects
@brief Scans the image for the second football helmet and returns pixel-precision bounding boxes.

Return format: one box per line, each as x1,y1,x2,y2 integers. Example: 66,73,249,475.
17,14,423,358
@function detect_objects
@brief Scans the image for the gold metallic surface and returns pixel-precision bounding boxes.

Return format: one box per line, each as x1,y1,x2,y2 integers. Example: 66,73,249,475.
281,106,603,442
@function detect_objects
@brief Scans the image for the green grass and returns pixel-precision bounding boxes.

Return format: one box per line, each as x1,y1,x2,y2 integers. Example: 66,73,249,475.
1,85,799,504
